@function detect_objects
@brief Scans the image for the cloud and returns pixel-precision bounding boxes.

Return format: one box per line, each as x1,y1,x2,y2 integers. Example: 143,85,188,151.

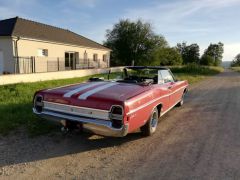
61,0,100,8
123,0,240,34
223,43,240,61
122,0,240,61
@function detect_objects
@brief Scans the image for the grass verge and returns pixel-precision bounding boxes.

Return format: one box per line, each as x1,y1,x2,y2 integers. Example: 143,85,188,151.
170,64,224,84
231,67,240,72
0,65,223,136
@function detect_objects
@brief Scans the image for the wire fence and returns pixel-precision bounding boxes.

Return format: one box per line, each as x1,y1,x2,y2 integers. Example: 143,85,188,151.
14,56,109,74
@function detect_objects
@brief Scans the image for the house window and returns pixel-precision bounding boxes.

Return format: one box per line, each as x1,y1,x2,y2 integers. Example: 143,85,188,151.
103,54,107,62
37,49,48,57
93,54,98,61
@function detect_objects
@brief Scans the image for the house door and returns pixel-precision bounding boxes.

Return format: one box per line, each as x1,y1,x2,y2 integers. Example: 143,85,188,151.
0,51,3,74
65,52,76,70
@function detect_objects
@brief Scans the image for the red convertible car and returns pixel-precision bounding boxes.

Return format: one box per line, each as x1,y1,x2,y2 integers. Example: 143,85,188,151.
33,66,188,137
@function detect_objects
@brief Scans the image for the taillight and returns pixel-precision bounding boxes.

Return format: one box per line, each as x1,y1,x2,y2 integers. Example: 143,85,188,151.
110,106,123,128
34,95,43,113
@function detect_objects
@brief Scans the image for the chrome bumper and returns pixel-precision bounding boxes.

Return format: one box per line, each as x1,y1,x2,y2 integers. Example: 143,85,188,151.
33,108,128,137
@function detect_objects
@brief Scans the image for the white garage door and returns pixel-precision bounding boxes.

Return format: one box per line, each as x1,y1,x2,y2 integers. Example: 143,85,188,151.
0,51,3,74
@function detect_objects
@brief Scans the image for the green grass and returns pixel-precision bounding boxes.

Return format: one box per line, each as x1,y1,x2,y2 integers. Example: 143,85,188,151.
0,65,223,136
231,67,240,72
170,64,224,75
174,74,207,84
170,64,224,84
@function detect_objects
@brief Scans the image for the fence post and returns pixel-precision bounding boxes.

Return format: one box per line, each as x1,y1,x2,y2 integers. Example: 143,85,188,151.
17,57,20,74
75,57,76,70
14,57,17,74
31,56,33,73
57,58,60,71
88,59,90,69
34,57,36,73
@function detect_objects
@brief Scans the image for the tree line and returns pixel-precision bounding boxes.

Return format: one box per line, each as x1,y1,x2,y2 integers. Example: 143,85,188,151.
104,19,224,66
231,54,240,67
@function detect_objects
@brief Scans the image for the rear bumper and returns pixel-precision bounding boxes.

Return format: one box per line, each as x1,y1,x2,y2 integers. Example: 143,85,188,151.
33,108,128,137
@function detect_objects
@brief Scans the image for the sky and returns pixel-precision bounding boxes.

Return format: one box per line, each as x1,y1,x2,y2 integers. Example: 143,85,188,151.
0,0,240,61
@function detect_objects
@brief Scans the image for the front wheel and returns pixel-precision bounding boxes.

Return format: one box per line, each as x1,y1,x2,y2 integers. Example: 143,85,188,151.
141,107,159,136
177,92,185,107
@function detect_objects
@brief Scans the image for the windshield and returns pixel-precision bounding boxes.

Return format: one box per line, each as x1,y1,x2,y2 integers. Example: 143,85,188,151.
119,68,159,84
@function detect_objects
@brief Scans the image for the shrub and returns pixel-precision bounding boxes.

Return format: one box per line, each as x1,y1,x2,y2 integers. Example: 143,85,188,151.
170,64,223,75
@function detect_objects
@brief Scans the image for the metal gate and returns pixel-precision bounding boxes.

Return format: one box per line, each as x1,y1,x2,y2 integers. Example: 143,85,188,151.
14,56,35,74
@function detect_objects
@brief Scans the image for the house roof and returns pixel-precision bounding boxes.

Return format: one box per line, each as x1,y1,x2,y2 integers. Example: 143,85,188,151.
0,17,110,51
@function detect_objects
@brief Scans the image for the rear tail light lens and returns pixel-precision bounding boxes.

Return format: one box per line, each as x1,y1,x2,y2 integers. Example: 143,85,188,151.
110,106,123,128
34,95,43,113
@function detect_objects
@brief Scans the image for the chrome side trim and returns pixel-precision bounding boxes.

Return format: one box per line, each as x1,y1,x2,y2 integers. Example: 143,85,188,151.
63,82,106,98
33,108,128,137
78,82,119,100
126,85,187,115
43,101,110,120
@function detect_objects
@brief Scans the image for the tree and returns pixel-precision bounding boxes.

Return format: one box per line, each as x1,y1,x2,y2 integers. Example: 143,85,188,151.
104,19,168,66
200,42,224,66
231,53,240,66
176,42,200,64
151,47,182,66
200,54,215,66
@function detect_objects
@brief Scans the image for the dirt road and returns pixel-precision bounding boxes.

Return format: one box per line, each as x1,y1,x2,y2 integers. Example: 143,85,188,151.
0,70,240,180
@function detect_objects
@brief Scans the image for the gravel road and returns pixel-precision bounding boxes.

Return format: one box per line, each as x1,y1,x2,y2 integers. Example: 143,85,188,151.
0,69,240,180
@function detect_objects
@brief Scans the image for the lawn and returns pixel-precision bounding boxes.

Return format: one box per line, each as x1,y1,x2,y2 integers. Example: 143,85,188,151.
0,65,223,136
231,67,240,72
170,65,224,84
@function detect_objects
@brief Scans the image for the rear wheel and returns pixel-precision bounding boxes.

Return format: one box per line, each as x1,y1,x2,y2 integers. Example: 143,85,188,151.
141,107,159,136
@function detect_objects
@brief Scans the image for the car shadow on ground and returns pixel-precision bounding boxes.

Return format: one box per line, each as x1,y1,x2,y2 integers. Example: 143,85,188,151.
0,126,144,167
0,93,192,168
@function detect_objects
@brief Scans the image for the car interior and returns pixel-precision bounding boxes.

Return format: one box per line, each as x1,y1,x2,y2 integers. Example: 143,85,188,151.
117,67,174,85
89,67,176,85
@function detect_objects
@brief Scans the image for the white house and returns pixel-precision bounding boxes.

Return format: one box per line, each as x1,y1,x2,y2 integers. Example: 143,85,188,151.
0,17,111,74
